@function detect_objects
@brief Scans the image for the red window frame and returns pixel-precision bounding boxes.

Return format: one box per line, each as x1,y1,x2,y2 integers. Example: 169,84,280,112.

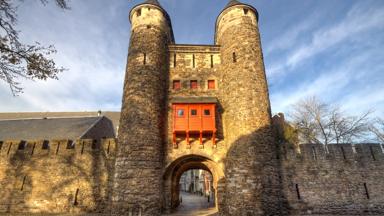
190,80,198,89
173,80,181,90
208,80,215,89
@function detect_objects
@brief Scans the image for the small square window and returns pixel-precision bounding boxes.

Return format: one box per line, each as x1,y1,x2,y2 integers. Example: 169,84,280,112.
208,80,215,89
190,80,198,89
191,109,197,116
204,109,211,116
177,109,184,117
173,80,181,90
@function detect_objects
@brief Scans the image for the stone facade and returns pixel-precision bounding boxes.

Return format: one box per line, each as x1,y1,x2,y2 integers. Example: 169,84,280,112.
0,137,117,214
0,0,384,215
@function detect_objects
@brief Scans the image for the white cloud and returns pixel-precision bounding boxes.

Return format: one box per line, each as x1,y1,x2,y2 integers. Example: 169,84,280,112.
287,2,384,68
0,0,129,112
270,49,383,116
266,1,384,81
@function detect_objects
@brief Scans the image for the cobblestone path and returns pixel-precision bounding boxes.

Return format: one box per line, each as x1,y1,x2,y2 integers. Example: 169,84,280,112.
167,192,217,216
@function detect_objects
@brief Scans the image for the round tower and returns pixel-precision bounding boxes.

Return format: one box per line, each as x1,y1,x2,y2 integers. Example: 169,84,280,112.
113,0,173,215
216,1,281,215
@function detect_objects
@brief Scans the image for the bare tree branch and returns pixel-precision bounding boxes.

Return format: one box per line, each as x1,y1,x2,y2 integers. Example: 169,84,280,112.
370,118,384,143
0,0,69,95
290,96,372,147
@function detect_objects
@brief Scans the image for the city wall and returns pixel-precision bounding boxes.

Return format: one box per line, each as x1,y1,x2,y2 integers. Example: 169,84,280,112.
0,138,116,214
281,143,384,215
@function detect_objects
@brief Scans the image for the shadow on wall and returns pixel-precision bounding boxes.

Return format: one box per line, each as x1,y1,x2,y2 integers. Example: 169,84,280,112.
223,125,291,216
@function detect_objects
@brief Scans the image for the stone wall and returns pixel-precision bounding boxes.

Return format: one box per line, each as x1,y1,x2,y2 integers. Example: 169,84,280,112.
281,143,384,215
0,138,116,214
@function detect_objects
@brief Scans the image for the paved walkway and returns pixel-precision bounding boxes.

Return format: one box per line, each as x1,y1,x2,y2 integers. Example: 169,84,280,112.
167,192,217,216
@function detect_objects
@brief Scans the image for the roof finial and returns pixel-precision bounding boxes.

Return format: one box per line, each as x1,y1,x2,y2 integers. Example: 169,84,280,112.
226,0,242,7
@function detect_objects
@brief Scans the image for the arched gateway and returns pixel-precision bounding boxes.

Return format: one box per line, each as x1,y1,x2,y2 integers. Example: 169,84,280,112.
112,0,282,215
162,154,225,212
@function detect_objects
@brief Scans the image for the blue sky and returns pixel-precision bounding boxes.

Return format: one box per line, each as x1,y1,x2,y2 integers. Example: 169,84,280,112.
0,0,383,118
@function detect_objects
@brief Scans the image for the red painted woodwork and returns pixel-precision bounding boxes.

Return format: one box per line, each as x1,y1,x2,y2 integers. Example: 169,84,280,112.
190,80,198,89
172,103,216,147
173,80,181,90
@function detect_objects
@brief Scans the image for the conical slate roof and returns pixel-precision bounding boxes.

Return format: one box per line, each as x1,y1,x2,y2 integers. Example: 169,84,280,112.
144,0,161,7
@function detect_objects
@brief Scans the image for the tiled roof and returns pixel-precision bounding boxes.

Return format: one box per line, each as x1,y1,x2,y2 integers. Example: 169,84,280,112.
0,111,120,133
0,116,109,140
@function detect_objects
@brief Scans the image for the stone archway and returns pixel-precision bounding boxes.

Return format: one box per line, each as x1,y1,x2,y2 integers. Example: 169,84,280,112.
163,154,225,214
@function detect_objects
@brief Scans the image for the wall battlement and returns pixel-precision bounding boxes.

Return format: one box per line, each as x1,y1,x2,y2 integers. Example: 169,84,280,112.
283,143,384,162
0,138,116,158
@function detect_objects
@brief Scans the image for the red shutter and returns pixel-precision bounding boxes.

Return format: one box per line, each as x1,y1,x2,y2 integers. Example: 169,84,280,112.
190,80,198,89
173,80,181,90
208,80,215,89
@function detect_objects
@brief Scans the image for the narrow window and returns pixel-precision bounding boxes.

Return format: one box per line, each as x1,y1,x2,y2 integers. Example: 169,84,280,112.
210,55,214,68
143,53,146,65
191,109,197,116
173,80,181,90
137,9,141,17
244,8,249,15
56,142,60,155
364,183,370,199
174,53,177,67
177,109,184,117
295,184,301,200
311,146,317,160
42,140,50,150
232,52,237,63
0,141,3,150
7,143,12,155
107,140,111,154
81,141,85,154
340,146,346,160
190,80,198,89
67,140,75,149
204,109,211,116
74,188,79,206
369,146,376,161
192,54,196,68
18,141,26,150
21,176,27,191
30,143,36,156
208,80,215,89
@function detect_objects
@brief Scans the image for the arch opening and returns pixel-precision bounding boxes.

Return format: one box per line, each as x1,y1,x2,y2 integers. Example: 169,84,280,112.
163,155,224,214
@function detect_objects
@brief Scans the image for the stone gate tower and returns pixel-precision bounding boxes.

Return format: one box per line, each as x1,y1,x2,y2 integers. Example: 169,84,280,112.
112,0,174,215
114,0,281,215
